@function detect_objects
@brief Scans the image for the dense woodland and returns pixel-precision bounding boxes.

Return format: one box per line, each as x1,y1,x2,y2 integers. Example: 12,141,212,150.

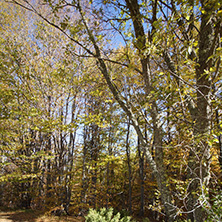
0,0,221,221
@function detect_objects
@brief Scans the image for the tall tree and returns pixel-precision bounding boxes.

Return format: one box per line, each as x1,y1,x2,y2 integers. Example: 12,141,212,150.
2,0,222,221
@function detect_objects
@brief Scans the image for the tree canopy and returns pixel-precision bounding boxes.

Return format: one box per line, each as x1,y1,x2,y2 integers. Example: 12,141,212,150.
0,0,221,221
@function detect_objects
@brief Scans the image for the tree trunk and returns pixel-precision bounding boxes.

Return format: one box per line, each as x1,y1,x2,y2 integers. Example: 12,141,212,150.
187,1,215,220
75,0,175,219
138,137,144,217
126,118,132,214
151,102,175,221
216,109,222,171
81,125,89,208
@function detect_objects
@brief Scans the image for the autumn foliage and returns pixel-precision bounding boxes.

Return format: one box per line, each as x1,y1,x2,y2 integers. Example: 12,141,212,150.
0,0,221,222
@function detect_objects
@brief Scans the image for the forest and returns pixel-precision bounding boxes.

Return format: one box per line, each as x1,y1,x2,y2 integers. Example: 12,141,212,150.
0,0,221,221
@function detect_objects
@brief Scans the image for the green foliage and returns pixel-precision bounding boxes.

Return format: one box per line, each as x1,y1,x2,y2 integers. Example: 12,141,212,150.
175,220,191,222
205,191,222,222
142,218,151,222
85,208,133,222
0,0,221,220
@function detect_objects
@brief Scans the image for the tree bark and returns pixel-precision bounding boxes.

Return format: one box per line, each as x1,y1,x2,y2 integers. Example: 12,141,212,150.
216,109,222,171
138,137,145,217
187,1,215,221
126,118,132,214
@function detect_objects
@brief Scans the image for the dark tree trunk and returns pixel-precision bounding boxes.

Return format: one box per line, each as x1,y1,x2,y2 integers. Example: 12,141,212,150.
126,118,132,214
216,109,222,171
187,1,216,221
138,137,144,217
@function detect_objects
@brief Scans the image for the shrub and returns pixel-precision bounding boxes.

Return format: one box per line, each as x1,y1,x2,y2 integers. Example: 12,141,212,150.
206,192,222,222
85,207,132,222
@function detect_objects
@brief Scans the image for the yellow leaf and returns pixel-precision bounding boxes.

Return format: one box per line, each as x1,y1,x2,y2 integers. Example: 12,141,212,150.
217,10,222,17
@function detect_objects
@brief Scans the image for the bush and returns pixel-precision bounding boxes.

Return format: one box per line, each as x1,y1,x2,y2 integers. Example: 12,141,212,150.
206,192,222,222
85,207,133,222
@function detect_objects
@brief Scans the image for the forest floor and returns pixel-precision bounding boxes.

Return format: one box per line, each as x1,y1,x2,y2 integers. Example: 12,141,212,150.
0,208,159,222
0,209,84,222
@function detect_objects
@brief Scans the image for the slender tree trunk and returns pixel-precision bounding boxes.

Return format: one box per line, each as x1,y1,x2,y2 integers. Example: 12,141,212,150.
151,102,175,221
64,99,78,214
126,118,132,214
216,109,222,171
81,126,88,208
90,123,99,209
46,95,52,205
138,137,144,217
106,124,114,208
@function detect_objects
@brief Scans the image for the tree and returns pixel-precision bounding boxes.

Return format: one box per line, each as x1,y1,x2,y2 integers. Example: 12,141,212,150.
0,0,82,210
2,0,222,221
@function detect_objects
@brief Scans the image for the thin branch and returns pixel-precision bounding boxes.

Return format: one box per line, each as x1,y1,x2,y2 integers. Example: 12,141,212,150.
10,0,95,56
